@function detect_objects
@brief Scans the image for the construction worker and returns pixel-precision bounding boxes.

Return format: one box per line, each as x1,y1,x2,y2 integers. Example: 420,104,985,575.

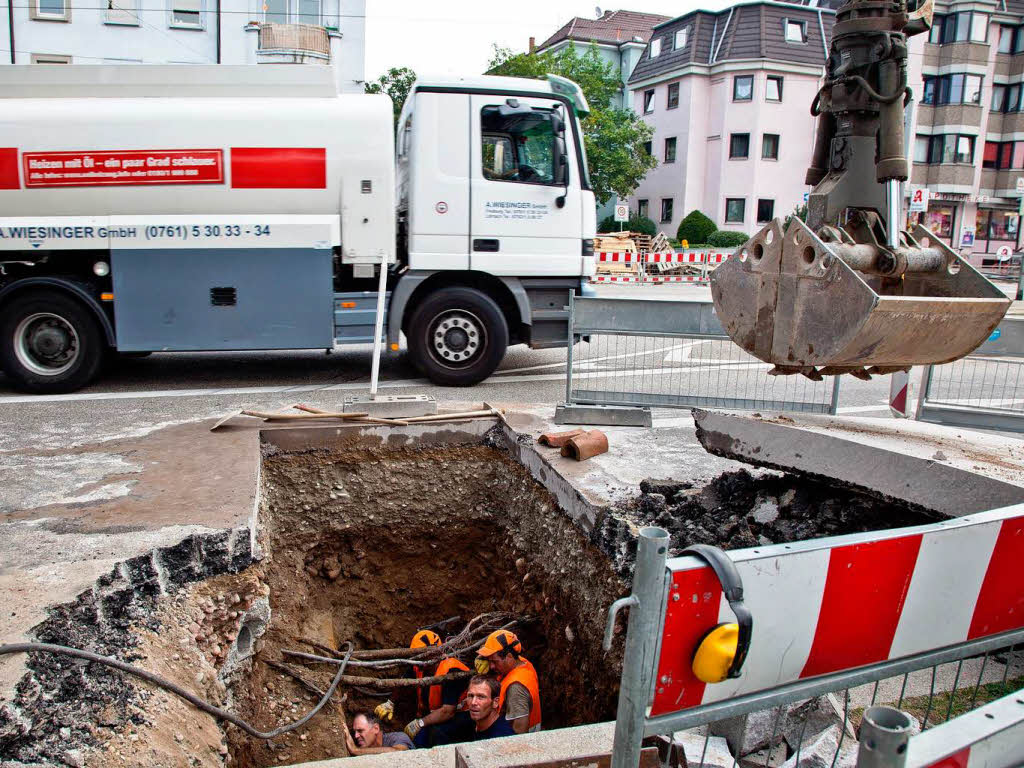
405,628,472,747
343,711,414,755
474,629,541,734
465,675,515,740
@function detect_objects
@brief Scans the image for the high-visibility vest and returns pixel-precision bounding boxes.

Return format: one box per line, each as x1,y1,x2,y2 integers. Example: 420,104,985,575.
498,658,542,730
416,658,470,715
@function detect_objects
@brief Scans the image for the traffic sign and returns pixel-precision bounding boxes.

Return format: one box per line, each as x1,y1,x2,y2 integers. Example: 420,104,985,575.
614,201,629,222
909,186,929,212
1016,177,1024,193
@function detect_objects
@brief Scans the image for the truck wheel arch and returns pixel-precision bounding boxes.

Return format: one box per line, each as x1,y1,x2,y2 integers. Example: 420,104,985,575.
389,271,529,348
0,278,115,347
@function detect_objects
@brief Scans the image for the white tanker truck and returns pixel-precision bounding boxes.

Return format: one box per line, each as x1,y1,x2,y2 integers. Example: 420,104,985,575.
0,66,596,393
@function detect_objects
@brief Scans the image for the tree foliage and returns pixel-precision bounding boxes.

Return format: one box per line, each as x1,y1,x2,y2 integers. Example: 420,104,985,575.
365,67,417,128
677,210,716,245
486,44,656,205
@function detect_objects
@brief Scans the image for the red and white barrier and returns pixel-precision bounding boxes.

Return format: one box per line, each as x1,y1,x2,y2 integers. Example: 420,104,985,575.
649,505,1024,717
591,250,739,285
596,252,641,263
590,274,643,282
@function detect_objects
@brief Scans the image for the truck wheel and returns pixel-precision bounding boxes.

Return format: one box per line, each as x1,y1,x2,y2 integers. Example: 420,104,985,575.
408,287,508,386
0,291,105,393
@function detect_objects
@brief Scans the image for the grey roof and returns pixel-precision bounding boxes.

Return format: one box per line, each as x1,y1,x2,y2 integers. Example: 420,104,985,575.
628,1,835,84
538,9,672,51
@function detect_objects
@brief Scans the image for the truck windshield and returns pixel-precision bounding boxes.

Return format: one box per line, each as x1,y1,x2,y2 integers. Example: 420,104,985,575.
481,106,556,185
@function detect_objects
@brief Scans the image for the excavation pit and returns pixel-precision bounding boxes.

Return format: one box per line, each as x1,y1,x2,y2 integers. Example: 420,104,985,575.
224,436,627,768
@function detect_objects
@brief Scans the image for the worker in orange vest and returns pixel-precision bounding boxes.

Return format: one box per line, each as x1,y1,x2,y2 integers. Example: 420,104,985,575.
405,628,472,747
474,629,541,734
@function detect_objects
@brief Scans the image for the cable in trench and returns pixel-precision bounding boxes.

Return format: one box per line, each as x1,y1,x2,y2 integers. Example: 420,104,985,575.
0,641,353,740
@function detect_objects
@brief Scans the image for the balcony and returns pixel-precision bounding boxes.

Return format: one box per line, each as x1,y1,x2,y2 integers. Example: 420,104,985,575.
253,23,331,64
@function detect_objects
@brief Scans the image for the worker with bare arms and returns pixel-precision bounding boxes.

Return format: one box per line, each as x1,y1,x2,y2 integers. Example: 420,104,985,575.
344,712,414,755
403,628,472,747
473,630,541,734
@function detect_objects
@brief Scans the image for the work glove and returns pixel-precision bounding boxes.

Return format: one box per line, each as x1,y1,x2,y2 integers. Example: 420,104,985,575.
374,699,395,723
404,718,424,740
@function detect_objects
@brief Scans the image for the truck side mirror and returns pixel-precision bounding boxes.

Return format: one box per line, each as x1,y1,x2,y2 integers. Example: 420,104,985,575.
554,135,569,207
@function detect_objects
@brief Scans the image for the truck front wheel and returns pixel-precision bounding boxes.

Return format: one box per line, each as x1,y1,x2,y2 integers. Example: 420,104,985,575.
408,287,508,386
0,291,105,394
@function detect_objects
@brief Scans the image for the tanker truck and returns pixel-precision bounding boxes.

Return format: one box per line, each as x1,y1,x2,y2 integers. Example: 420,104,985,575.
0,66,597,393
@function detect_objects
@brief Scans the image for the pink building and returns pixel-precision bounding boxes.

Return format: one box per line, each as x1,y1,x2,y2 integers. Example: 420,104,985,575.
626,1,836,238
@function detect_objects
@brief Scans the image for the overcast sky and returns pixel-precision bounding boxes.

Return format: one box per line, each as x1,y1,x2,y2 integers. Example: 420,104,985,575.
363,1,732,82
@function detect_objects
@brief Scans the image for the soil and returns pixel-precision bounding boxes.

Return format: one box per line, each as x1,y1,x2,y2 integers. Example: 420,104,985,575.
626,469,936,555
224,442,626,768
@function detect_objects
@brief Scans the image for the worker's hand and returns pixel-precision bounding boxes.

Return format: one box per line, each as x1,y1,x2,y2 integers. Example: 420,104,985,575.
404,718,424,740
343,725,358,754
374,699,395,723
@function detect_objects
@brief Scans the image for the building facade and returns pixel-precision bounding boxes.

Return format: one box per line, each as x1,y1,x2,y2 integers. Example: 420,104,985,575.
0,0,365,92
626,1,836,239
907,0,1024,258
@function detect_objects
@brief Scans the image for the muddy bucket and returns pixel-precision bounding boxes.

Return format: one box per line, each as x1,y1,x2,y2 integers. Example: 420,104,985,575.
710,219,1011,375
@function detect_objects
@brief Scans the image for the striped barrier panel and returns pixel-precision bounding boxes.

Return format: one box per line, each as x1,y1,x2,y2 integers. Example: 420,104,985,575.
596,252,642,263
591,274,643,283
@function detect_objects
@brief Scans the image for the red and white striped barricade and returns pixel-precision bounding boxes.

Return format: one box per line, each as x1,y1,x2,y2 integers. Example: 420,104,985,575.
606,504,1024,768
906,686,1024,767
643,252,709,283
592,252,643,283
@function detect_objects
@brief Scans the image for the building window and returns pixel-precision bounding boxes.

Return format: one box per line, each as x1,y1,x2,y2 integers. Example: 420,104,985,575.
765,76,783,102
931,12,989,44
733,75,753,101
999,25,1015,53
925,134,975,165
650,38,662,58
664,137,677,163
642,140,652,156
264,0,317,25
784,19,807,43
982,141,1024,170
106,0,140,24
922,74,983,105
480,106,558,185
667,82,679,110
30,52,71,62
638,199,649,219
674,27,689,49
757,199,775,223
991,83,1023,113
31,0,69,21
914,134,930,163
976,210,1020,241
643,89,655,113
762,134,779,160
729,133,750,159
660,198,674,223
170,0,203,27
725,198,746,223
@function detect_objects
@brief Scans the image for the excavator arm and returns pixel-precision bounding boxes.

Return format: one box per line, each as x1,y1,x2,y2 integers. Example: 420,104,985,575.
710,0,1011,380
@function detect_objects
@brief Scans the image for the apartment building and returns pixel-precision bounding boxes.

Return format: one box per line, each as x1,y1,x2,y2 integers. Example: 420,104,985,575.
0,0,365,92
907,0,1024,257
626,1,836,238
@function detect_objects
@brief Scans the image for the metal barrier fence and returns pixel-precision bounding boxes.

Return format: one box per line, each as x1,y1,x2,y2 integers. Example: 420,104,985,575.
561,296,840,421
916,316,1024,433
592,251,732,284
607,503,1024,768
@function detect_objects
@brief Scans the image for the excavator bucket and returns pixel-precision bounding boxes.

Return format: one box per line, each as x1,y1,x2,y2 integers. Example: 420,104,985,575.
710,218,1011,375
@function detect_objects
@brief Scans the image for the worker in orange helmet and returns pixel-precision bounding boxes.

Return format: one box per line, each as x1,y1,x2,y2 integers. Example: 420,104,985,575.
474,629,541,734
405,628,472,747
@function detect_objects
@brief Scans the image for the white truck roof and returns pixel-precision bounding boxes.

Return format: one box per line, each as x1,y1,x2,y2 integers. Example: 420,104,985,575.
412,74,562,95
0,65,338,99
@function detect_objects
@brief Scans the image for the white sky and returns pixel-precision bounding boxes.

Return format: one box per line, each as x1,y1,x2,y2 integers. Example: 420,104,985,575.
363,0,733,82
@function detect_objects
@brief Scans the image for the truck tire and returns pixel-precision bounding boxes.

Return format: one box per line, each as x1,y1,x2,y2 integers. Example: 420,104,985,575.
0,290,105,394
408,287,508,386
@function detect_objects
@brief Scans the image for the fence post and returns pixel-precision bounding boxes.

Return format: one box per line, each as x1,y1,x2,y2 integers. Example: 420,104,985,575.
913,365,933,421
1016,258,1023,301
609,527,669,768
855,706,912,768
565,291,575,405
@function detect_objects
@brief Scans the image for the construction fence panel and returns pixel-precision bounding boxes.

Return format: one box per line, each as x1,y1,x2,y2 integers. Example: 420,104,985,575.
591,251,733,284
916,316,1024,433
607,503,1024,768
566,296,840,415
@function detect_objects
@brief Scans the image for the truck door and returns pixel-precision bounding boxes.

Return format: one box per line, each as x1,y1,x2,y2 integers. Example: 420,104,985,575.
469,95,583,276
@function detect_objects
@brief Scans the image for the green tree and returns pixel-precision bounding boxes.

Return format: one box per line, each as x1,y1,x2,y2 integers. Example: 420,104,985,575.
365,67,417,128
677,210,716,245
486,44,655,205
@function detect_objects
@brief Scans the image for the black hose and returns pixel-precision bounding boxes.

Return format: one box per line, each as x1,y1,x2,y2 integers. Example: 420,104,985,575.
0,641,352,740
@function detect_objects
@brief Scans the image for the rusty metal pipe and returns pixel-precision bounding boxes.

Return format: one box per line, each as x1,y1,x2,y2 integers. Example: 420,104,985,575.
830,243,946,276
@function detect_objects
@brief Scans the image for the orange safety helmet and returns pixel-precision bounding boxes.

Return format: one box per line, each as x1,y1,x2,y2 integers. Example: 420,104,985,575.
477,629,522,658
410,629,442,649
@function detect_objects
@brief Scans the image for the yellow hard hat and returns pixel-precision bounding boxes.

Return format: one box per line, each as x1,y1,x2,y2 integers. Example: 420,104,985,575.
410,629,442,649
692,623,740,684
477,629,521,658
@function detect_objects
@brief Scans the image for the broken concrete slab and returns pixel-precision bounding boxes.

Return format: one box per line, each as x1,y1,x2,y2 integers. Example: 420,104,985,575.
693,409,1024,517
671,732,734,767
342,393,438,418
293,744,457,768
780,725,857,768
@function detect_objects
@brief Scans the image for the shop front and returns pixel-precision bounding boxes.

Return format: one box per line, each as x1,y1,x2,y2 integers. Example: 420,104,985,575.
974,205,1020,257
907,193,963,246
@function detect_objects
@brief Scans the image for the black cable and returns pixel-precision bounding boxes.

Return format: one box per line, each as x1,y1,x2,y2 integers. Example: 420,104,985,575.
0,641,352,740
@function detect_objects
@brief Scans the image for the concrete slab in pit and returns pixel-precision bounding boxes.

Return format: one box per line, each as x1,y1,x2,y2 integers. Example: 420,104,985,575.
693,409,1024,516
